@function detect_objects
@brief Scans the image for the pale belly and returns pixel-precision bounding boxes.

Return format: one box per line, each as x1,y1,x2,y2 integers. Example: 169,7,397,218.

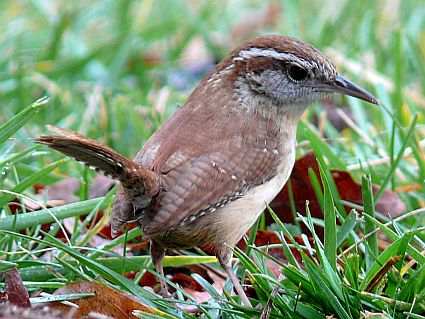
211,150,295,247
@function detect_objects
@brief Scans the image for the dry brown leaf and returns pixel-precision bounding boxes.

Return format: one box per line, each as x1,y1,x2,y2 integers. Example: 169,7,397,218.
2,268,30,308
43,177,79,203
50,281,154,319
89,175,115,199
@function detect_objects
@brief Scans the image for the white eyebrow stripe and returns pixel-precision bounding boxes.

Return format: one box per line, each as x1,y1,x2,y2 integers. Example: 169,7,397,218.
236,48,314,69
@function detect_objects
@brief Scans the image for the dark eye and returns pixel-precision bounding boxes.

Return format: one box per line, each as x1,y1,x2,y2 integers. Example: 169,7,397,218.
287,64,308,82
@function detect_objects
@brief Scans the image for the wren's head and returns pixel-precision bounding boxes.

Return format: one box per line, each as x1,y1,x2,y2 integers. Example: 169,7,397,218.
208,35,378,116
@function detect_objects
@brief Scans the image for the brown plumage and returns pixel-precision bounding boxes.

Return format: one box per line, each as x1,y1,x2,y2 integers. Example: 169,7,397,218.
36,128,159,197
36,35,378,306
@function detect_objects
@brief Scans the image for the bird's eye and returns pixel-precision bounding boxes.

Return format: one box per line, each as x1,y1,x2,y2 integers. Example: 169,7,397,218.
287,64,308,82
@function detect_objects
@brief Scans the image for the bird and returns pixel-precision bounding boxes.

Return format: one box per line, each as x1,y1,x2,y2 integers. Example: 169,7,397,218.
36,35,378,307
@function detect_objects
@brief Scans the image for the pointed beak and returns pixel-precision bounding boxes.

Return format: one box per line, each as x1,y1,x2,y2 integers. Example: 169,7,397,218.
329,75,379,105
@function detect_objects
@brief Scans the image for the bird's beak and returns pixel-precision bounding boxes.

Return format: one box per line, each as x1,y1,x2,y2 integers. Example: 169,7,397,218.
329,75,379,105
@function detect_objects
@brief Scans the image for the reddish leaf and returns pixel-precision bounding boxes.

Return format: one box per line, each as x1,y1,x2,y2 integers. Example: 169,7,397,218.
2,268,30,308
269,153,322,235
135,271,158,288
32,183,45,194
168,265,213,293
0,292,7,304
265,259,282,278
269,152,405,233
237,230,283,259
171,273,204,291
126,239,149,253
6,197,69,240
8,198,43,214
40,223,69,240
237,230,311,267
133,263,219,299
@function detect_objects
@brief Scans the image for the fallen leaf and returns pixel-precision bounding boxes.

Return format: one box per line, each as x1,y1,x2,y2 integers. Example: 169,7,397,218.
43,175,115,204
171,273,203,291
180,268,225,308
7,196,66,215
42,177,79,203
88,175,115,199
375,189,406,217
2,268,30,308
132,271,157,289
269,153,405,232
32,183,46,194
269,153,323,228
50,281,153,319
265,259,282,278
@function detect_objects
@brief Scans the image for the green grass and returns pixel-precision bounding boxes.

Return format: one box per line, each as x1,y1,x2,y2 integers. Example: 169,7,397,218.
1,0,425,318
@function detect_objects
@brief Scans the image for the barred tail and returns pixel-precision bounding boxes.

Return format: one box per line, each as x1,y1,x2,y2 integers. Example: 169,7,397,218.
35,127,159,196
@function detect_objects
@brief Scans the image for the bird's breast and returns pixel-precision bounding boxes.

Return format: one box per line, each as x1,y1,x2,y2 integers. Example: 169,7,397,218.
209,144,295,246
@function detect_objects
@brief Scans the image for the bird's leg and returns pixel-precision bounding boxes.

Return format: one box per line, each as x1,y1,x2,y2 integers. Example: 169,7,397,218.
150,240,170,297
217,246,252,307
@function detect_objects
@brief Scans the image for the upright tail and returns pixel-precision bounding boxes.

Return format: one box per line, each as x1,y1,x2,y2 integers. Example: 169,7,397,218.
35,127,160,197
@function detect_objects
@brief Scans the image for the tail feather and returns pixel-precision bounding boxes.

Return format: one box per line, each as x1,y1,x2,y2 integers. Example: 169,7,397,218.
35,128,159,196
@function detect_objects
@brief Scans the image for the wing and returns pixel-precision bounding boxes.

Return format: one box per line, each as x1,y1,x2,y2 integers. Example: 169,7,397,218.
142,145,281,236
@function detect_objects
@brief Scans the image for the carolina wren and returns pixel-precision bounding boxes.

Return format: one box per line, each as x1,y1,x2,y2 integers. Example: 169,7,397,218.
37,35,378,306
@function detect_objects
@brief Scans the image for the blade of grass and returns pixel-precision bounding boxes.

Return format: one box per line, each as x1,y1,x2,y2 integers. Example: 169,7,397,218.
0,158,68,208
268,207,302,268
360,232,413,291
375,114,417,201
362,174,378,270
336,210,358,247
0,196,112,231
362,214,425,265
302,253,351,319
30,292,95,304
319,161,337,271
0,230,157,305
298,121,346,169
98,255,217,272
0,97,49,145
